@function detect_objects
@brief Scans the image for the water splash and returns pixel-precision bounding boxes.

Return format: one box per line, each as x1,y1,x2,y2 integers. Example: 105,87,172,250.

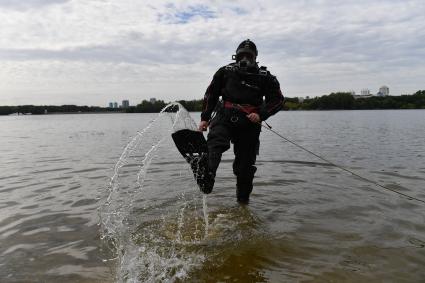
203,195,209,237
99,103,210,282
98,103,260,282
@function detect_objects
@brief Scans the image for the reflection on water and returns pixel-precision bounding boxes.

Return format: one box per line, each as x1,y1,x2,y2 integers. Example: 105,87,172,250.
0,110,425,282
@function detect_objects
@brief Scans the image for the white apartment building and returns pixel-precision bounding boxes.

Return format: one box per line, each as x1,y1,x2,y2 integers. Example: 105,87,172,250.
361,89,370,96
378,86,389,96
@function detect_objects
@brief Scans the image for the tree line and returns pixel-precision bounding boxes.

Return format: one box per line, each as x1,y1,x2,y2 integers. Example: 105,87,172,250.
1,90,424,115
0,99,204,115
283,90,425,110
125,99,203,113
0,104,121,116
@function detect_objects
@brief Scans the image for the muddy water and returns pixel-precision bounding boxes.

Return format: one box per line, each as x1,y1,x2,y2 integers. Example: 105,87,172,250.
1,110,424,282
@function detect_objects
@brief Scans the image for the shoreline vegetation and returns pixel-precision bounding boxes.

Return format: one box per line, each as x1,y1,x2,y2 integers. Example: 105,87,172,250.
1,90,424,116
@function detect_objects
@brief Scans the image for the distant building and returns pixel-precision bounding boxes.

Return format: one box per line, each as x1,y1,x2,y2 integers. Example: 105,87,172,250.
122,100,130,108
150,98,157,103
378,85,389,96
349,90,356,96
351,88,373,99
298,97,304,103
361,89,370,96
109,102,114,108
113,102,118,108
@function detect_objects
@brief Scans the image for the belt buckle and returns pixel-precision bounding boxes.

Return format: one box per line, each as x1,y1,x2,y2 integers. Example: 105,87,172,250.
230,115,239,123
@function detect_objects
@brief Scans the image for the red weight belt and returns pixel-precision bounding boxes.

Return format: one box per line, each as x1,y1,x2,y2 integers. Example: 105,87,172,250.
223,101,259,114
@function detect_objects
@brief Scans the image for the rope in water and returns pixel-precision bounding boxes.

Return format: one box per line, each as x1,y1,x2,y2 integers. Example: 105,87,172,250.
261,122,425,205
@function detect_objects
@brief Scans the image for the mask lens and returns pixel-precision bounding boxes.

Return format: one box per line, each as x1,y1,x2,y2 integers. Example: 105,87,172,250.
236,52,254,62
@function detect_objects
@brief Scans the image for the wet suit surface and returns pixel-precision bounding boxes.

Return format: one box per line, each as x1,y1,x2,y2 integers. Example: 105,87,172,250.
207,108,261,201
200,63,284,201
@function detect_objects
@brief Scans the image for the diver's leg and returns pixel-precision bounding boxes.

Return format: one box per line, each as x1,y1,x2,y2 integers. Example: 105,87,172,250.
232,125,261,203
199,122,231,193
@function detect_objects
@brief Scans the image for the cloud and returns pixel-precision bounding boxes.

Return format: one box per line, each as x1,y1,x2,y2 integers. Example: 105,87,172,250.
1,0,424,105
0,0,70,10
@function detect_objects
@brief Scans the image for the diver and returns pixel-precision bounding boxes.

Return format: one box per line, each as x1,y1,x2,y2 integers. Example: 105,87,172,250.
198,39,284,203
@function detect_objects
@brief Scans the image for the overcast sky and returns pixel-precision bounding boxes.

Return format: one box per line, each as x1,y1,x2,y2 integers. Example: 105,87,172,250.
1,0,424,106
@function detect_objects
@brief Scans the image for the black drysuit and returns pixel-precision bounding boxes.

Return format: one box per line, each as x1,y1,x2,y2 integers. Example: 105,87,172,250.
201,63,284,201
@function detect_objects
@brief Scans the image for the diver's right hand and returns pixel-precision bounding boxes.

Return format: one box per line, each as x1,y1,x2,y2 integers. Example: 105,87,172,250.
198,120,209,131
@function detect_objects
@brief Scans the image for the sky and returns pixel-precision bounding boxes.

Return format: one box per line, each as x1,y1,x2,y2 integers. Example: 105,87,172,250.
1,0,424,106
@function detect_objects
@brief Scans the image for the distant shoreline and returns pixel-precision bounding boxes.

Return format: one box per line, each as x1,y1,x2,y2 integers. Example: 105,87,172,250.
9,111,125,115
3,108,425,117
1,91,424,115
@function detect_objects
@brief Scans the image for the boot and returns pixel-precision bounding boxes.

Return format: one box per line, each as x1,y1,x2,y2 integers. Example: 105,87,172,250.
196,152,221,194
236,178,253,204
235,166,256,203
199,171,215,194
193,153,212,194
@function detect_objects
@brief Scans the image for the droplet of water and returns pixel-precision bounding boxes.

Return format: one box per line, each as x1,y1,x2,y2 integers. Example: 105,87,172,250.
203,194,209,238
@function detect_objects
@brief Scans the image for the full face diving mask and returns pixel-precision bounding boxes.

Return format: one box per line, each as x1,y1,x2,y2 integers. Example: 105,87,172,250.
233,52,256,71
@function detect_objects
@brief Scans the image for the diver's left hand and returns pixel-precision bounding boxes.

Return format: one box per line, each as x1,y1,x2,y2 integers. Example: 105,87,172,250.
246,113,261,124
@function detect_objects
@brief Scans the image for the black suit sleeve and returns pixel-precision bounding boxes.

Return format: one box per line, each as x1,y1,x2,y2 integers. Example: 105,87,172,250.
259,75,284,121
201,68,224,121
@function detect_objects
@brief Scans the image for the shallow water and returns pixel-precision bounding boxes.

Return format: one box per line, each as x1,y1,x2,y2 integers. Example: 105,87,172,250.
1,110,424,282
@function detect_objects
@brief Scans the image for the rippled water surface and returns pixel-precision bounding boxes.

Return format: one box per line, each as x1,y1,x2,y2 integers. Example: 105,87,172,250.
1,110,424,282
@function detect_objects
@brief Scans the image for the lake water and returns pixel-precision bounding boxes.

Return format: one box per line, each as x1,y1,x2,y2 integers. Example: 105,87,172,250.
0,109,424,282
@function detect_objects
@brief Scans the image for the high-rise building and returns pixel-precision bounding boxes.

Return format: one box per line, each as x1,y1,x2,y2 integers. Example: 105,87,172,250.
108,102,114,108
378,86,389,96
122,100,130,108
113,102,118,108
361,89,370,96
